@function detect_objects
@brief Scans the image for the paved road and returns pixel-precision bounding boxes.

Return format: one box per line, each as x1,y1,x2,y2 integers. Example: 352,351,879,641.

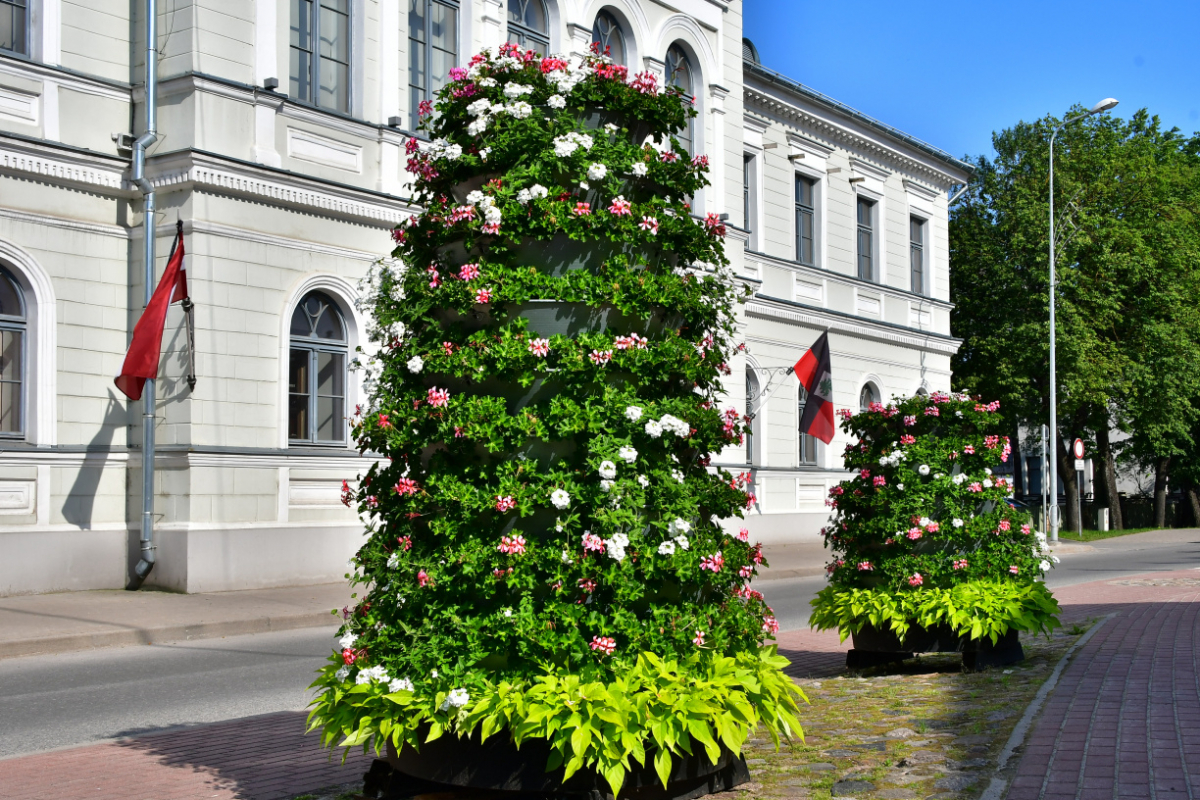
0,626,339,759
758,528,1200,633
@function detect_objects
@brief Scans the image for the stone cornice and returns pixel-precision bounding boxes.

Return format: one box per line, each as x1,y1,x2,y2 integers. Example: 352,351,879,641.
0,133,128,194
745,297,962,356
744,86,966,190
147,150,421,227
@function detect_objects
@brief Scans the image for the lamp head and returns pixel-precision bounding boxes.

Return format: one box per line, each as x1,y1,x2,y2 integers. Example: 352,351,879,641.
1090,98,1119,113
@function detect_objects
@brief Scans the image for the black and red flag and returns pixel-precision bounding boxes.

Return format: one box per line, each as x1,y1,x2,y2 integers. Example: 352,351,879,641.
115,222,190,401
793,331,835,444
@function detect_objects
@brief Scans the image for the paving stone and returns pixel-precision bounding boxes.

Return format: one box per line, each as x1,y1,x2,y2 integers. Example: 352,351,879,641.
905,739,934,746
825,749,857,758
830,780,875,795
947,758,990,769
898,750,946,766
952,734,992,746
746,758,767,765
798,763,835,771
847,741,886,752
874,789,918,799
884,727,919,739
883,769,935,785
933,773,980,790
986,709,1016,722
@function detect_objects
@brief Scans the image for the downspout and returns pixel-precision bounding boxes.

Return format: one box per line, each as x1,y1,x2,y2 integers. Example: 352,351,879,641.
131,0,159,584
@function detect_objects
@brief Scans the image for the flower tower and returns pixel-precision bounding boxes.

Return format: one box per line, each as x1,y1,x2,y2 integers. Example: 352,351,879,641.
308,44,804,796
809,393,1061,668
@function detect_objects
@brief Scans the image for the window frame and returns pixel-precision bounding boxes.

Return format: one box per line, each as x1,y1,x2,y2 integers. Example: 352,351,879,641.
0,0,28,58
856,197,875,282
408,0,460,130
591,10,626,66
506,0,549,55
0,267,25,438
665,43,695,155
289,0,353,115
745,368,759,466
795,175,816,266
288,292,349,447
909,215,925,295
858,382,880,414
797,386,818,467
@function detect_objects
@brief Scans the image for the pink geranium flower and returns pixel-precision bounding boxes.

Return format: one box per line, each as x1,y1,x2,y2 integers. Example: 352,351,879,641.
417,569,429,587
427,387,450,407
590,635,616,654
495,495,516,512
528,338,550,357
639,216,659,234
394,478,418,496
908,573,924,587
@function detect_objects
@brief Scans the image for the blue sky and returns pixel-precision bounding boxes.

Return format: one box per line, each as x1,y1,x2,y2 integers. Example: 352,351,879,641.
743,0,1200,162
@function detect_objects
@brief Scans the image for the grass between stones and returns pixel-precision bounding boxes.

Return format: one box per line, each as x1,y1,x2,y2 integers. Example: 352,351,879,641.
718,625,1094,800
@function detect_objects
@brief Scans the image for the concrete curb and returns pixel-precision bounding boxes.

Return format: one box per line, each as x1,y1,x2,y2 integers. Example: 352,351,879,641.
3,610,338,660
977,613,1117,800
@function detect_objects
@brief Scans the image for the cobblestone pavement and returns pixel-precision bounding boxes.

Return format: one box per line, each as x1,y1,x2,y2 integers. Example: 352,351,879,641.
3,568,1199,800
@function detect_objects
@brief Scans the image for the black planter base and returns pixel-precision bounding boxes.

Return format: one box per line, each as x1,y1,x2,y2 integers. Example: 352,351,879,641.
847,624,1024,672
362,730,750,800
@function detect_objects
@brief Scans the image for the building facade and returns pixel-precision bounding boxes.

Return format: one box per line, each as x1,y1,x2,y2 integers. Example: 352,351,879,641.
0,0,967,595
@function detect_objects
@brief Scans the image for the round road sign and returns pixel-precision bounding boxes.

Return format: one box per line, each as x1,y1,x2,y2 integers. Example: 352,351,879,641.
1073,438,1085,459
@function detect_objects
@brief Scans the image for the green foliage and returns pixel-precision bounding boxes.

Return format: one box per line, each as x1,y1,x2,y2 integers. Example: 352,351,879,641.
308,44,795,794
809,581,1061,644
809,393,1061,640
308,647,806,795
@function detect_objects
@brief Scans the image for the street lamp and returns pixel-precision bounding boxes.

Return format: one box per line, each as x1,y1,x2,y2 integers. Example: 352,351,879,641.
1048,97,1118,543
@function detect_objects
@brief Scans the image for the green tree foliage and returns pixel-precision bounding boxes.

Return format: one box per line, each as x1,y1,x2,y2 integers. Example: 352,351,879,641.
950,108,1200,528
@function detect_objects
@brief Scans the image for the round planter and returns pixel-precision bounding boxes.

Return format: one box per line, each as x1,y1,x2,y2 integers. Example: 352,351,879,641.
438,233,678,278
435,300,682,338
847,622,1024,671
382,729,750,800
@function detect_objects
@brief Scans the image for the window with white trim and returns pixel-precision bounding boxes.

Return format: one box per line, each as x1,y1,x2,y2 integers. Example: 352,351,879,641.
409,0,459,129
0,0,26,56
591,10,625,66
0,267,24,436
665,44,694,155
507,0,548,55
796,175,816,266
859,382,880,413
289,292,348,445
745,368,758,465
856,197,875,281
797,387,817,466
290,0,351,113
910,216,925,294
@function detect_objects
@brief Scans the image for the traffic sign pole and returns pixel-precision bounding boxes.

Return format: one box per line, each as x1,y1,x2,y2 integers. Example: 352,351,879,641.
1073,439,1085,538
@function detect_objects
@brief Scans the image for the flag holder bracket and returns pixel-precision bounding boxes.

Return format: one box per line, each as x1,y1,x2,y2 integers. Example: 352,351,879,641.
746,366,795,421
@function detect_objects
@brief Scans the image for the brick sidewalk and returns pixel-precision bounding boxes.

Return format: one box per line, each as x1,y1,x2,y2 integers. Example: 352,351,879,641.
1006,571,1200,800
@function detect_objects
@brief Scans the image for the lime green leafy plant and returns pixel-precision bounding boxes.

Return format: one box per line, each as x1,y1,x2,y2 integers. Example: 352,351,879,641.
809,393,1061,644
307,43,804,794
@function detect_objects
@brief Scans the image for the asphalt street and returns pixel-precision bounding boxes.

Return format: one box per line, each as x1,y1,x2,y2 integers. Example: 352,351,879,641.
2,529,1196,761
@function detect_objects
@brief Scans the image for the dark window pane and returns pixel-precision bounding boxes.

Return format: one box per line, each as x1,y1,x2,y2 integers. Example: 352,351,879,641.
0,329,21,381
316,350,345,397
0,271,23,319
0,2,26,56
592,11,624,65
288,349,310,440
0,380,18,433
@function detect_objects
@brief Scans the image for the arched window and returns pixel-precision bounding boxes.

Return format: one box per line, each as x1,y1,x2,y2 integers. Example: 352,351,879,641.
289,291,348,445
0,267,24,436
591,10,625,66
745,368,759,465
665,43,694,155
859,382,880,414
507,0,548,55
798,386,817,466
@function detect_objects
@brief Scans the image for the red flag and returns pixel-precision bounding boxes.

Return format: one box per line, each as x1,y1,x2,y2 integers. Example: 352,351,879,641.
794,331,835,444
115,227,188,401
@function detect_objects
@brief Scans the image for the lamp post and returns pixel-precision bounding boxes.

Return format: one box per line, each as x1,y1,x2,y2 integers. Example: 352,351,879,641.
1048,97,1118,543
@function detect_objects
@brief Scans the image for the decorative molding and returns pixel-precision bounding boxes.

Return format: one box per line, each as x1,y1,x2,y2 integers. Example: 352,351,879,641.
153,449,383,472
0,449,128,468
286,127,364,173
170,219,379,263
744,87,965,189
745,300,962,356
0,205,128,238
0,137,127,193
147,152,419,226
0,85,39,125
849,157,889,181
0,58,129,103
0,479,35,515
288,479,346,508
903,178,940,202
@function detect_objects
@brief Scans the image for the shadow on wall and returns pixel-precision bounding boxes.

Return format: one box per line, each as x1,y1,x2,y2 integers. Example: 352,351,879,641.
62,394,126,530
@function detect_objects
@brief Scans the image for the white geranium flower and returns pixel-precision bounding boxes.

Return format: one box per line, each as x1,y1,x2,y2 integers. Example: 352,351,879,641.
338,632,358,650
919,517,932,527
896,483,905,491
517,188,532,204
502,607,513,617
982,478,994,488
985,468,993,475
669,518,691,535
477,77,496,87
465,190,485,205
467,116,491,136
479,147,491,161
659,415,690,437
599,461,617,480
388,677,414,693
918,465,931,476
547,94,566,109
952,518,964,528
1040,559,1051,572
406,355,424,373
674,535,690,550
431,669,438,678
467,98,492,117
618,446,638,463
587,163,608,181
645,420,663,438
637,475,649,487
561,549,573,564
440,688,470,711
953,473,968,485
551,489,570,509
600,479,615,493
529,184,548,199
578,181,589,190
625,405,643,421
1050,555,1061,564
386,552,400,569
630,161,648,177
658,540,676,555
335,665,351,681
503,83,533,98
505,101,533,119
671,469,685,483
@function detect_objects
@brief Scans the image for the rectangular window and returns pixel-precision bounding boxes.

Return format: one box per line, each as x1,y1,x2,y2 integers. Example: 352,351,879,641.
289,347,346,444
856,197,874,281
910,216,925,294
409,0,459,129
795,175,815,266
290,0,351,113
743,154,753,235
0,0,27,56
798,388,817,466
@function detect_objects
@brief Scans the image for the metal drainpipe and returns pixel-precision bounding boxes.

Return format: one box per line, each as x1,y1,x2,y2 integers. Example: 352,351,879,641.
131,0,159,584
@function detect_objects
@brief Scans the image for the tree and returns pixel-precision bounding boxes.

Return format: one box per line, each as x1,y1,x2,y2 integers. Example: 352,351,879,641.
307,45,802,794
950,108,1200,532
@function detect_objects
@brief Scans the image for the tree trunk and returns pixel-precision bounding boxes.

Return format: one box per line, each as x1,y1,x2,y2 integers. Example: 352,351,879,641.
1096,426,1123,530
1153,457,1171,529
1187,483,1200,529
1058,437,1080,535
1012,426,1024,495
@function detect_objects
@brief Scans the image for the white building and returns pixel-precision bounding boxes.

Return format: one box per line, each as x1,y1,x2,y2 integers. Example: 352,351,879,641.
0,0,968,594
